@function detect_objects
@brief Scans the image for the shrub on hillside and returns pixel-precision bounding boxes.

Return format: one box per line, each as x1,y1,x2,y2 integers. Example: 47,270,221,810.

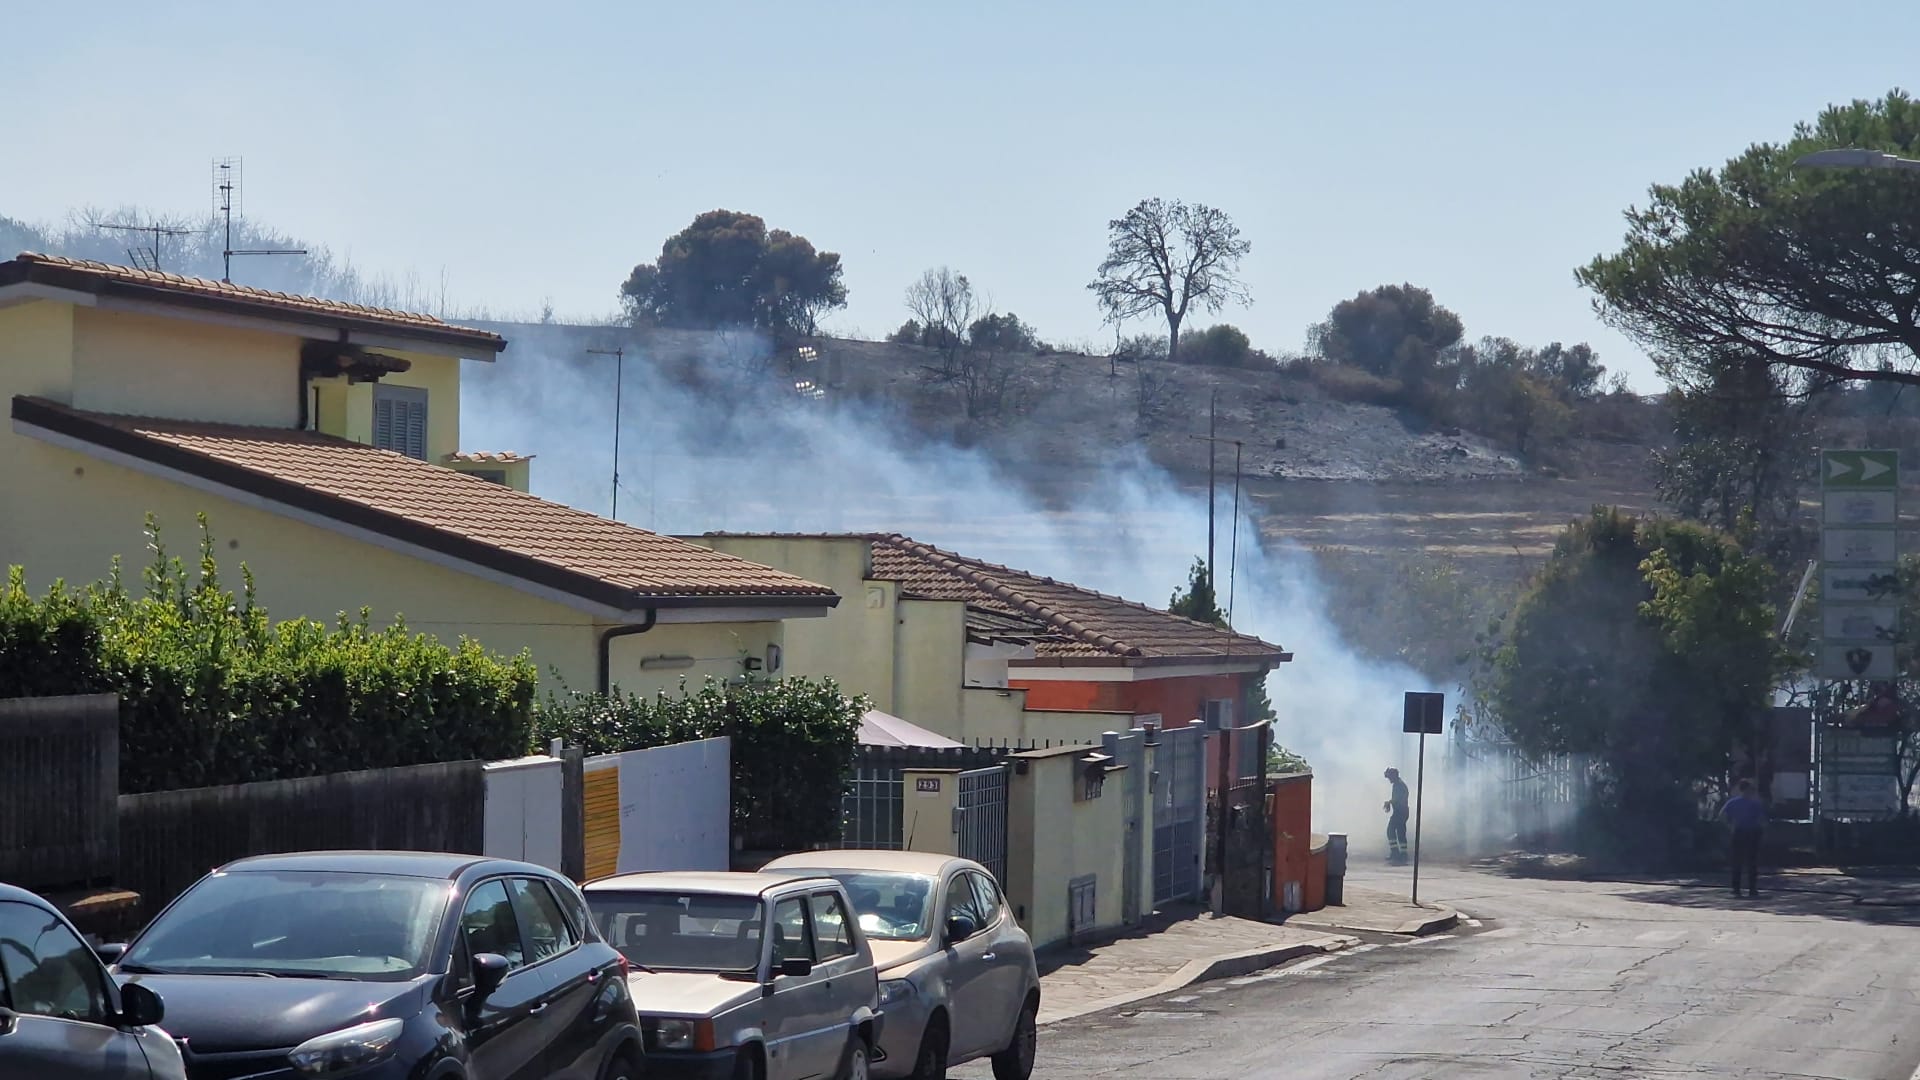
0,515,537,792
1298,360,1405,407
1178,324,1258,368
536,676,865,852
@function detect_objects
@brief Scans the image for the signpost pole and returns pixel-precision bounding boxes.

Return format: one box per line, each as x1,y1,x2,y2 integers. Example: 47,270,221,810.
1402,691,1444,907
1412,728,1426,905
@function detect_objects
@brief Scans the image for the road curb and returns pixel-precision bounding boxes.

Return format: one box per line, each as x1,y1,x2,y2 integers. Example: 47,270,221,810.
1403,910,1460,936
1037,935,1362,1026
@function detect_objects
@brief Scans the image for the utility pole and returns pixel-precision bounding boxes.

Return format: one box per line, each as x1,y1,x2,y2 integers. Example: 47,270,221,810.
1190,428,1244,620
1228,439,1243,623
587,348,625,520
1207,389,1217,584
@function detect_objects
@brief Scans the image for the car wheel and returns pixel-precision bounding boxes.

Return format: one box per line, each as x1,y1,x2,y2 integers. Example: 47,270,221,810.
732,1046,764,1080
910,1015,949,1080
840,1036,872,1080
603,1047,641,1080
989,998,1037,1080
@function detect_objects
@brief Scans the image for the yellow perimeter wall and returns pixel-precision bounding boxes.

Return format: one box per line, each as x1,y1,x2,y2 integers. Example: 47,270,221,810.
1006,747,1129,948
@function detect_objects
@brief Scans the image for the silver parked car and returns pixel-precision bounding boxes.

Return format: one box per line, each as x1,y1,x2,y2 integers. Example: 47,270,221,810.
760,852,1039,1080
0,881,183,1079
583,871,884,1080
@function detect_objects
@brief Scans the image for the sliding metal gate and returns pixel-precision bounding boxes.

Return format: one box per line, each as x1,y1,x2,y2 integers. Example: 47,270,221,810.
1152,722,1208,905
954,765,1009,884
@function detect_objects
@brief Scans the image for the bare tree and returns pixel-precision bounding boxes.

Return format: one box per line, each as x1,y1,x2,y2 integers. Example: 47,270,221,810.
1088,198,1252,363
904,266,978,376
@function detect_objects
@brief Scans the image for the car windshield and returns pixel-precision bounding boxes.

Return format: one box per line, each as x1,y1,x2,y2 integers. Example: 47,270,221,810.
588,891,764,973
121,870,448,981
791,871,934,941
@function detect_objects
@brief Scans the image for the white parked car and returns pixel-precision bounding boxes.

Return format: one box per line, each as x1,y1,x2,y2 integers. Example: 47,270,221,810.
584,870,885,1080
761,851,1039,1080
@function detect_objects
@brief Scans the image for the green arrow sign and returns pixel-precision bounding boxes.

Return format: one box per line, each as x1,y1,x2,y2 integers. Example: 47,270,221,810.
1823,450,1900,489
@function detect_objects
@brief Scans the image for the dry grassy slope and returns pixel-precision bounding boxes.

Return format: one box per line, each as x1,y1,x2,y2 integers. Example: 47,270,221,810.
477,321,1665,574
818,337,1664,575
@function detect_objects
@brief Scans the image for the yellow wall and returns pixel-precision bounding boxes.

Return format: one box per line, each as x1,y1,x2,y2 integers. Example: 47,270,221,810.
0,300,76,567
962,706,1131,749
0,432,788,694
308,351,462,461
1005,748,1130,948
694,537,898,710
893,598,966,731
600,620,784,699
71,307,300,426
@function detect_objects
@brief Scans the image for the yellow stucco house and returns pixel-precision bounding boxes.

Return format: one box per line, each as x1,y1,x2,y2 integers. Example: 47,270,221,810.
0,253,838,693
689,533,1288,746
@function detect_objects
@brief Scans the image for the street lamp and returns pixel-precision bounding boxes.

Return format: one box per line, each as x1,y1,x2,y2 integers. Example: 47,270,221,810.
1794,148,1920,172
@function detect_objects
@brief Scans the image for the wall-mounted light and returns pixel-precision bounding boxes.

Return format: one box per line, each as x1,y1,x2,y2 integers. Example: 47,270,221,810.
766,644,783,674
638,655,696,671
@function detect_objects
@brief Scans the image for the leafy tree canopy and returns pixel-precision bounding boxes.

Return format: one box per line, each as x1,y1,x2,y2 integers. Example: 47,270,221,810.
1579,89,1920,388
1487,508,1785,859
1312,284,1464,388
622,210,847,340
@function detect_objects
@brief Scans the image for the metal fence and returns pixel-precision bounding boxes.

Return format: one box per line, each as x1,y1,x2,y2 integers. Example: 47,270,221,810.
954,766,1009,883
841,745,1014,864
0,694,120,892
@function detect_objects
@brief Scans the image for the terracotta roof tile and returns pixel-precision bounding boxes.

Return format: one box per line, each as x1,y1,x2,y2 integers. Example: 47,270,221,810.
14,397,835,612
445,451,533,464
705,531,1287,666
1,253,505,353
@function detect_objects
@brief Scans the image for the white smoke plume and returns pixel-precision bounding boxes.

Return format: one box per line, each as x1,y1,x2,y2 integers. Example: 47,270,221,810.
463,325,1501,858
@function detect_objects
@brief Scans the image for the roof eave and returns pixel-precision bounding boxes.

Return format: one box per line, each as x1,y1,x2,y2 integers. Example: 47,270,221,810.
1011,652,1289,669
5,259,507,355
11,396,837,617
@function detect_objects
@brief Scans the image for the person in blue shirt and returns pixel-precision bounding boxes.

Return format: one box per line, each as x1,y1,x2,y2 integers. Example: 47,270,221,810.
1721,779,1767,897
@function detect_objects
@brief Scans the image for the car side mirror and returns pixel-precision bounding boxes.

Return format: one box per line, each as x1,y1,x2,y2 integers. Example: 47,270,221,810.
117,982,164,1028
94,942,127,965
778,957,814,979
944,915,978,946
471,953,511,999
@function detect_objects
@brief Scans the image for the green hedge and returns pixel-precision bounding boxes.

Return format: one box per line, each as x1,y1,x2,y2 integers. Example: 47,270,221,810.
536,676,864,852
0,515,537,792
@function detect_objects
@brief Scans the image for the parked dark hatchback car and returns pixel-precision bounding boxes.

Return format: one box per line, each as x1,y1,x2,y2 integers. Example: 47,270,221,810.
108,851,641,1080
0,880,184,1078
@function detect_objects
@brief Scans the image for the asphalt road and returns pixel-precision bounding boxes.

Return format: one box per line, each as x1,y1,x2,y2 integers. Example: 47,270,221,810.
955,864,1920,1080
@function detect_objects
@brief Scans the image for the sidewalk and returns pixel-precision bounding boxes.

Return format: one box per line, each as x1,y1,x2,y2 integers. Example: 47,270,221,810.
1035,904,1358,1025
1285,885,1459,936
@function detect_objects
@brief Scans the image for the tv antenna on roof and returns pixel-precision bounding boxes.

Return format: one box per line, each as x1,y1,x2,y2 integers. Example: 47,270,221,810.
87,219,196,272
213,157,306,283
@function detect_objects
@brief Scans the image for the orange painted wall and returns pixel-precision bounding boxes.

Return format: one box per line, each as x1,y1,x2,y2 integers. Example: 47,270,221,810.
1010,672,1255,727
1271,773,1314,913
1010,671,1269,778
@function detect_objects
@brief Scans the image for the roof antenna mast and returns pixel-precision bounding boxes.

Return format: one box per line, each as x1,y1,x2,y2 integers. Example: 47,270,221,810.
87,219,195,272
213,157,307,283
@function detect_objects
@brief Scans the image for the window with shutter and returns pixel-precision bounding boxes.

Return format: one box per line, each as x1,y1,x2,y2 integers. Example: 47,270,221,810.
371,385,429,460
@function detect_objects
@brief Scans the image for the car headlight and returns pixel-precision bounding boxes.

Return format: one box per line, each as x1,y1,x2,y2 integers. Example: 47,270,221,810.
650,1017,716,1052
878,979,915,1008
288,1018,405,1076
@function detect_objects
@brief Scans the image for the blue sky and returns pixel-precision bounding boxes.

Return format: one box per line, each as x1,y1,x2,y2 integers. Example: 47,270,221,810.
6,1,1919,389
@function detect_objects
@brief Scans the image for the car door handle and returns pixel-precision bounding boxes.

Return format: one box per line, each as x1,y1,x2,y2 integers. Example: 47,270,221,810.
528,1002,550,1016
981,952,996,961
586,967,602,983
